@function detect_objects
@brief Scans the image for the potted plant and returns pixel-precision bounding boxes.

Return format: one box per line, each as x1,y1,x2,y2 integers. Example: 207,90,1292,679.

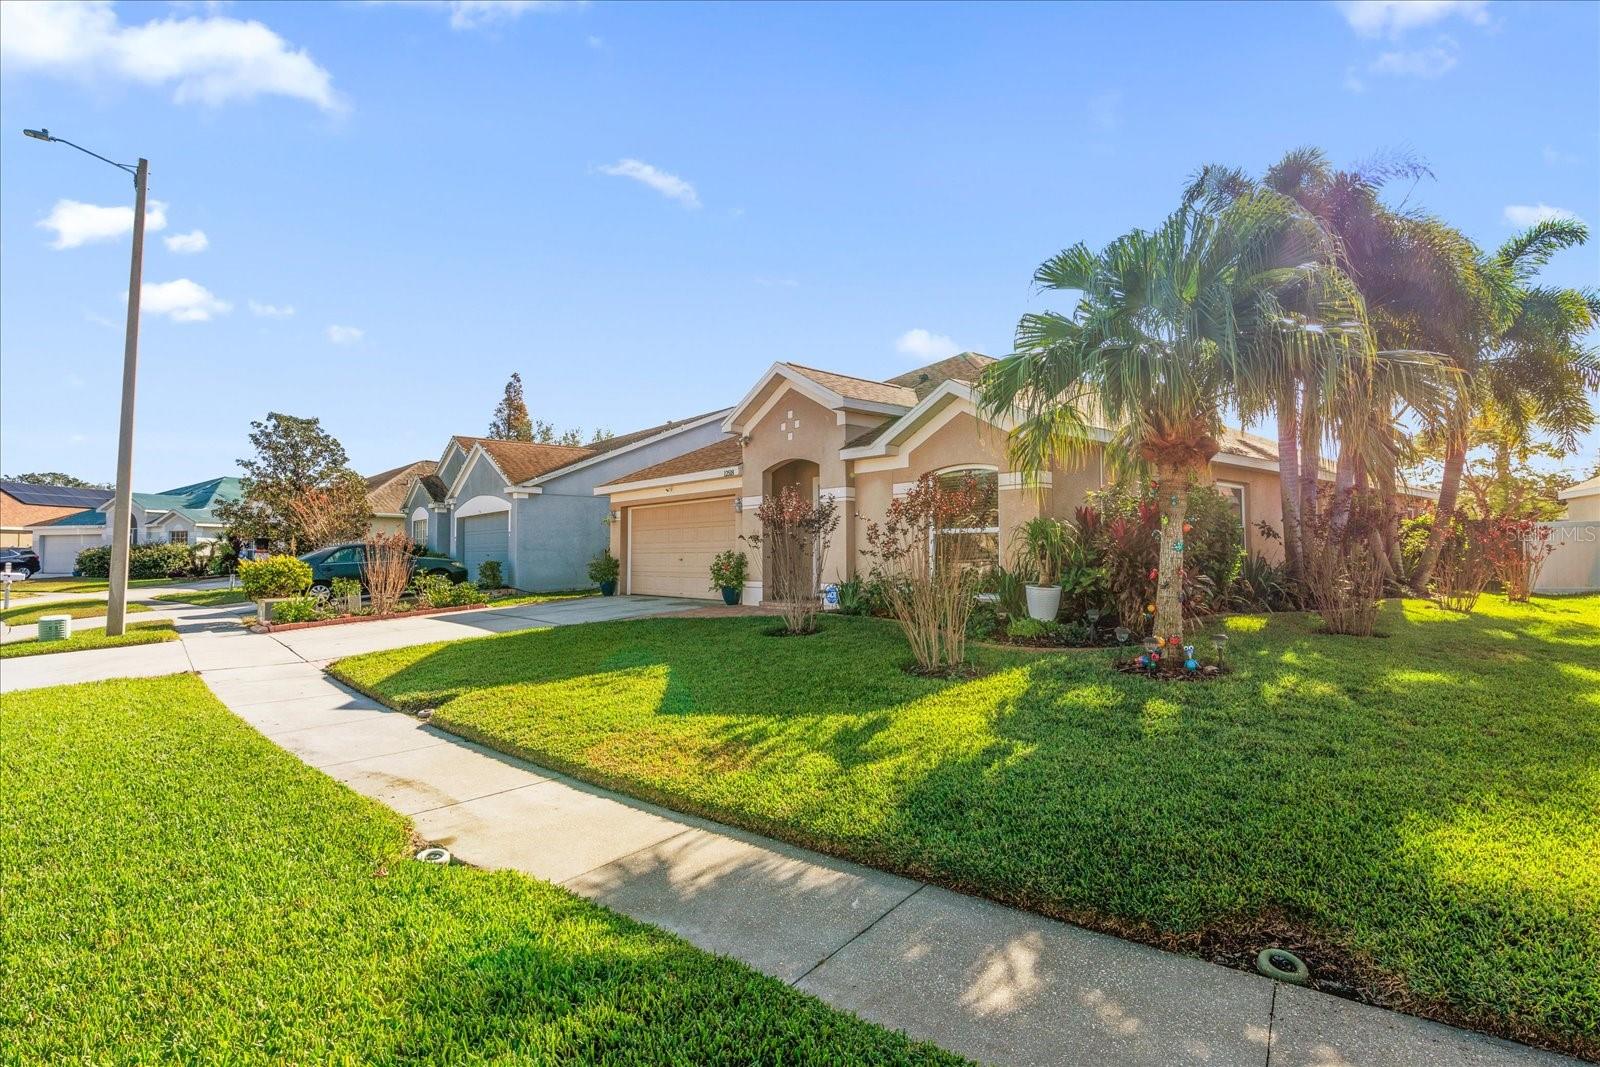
588,550,620,596
1017,516,1068,621
708,549,747,605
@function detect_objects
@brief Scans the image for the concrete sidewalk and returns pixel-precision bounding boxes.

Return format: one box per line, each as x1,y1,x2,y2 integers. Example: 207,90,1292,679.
199,664,1568,1065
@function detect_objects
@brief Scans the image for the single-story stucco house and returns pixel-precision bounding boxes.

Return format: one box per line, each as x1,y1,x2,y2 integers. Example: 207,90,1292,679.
364,460,439,536
1559,475,1600,521
25,477,242,574
594,353,1437,602
397,411,730,589
0,479,112,548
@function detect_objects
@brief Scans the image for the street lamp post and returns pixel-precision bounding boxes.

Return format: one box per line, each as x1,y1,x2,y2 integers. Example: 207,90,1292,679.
23,129,147,636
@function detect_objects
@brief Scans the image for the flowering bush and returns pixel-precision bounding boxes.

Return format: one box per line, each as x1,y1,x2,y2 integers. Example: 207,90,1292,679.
863,473,993,673
744,486,839,635
708,550,748,592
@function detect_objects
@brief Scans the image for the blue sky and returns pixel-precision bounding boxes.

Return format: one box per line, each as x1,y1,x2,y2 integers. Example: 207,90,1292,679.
2,0,1596,490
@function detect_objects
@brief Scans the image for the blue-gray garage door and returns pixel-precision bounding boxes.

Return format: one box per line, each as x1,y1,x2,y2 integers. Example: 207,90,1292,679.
460,512,509,584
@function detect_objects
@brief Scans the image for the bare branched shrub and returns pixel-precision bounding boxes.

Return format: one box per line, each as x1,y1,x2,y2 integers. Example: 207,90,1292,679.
743,486,839,634
864,473,995,673
1302,490,1387,636
286,477,372,552
1433,517,1551,611
362,532,414,616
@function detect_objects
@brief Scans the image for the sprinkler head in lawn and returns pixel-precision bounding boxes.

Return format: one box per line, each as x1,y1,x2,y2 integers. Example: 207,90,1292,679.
415,846,451,865
1256,948,1309,985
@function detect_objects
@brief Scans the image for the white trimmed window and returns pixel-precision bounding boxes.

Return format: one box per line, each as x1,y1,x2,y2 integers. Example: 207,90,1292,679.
412,517,427,542
1216,481,1247,530
168,530,189,545
933,467,1000,573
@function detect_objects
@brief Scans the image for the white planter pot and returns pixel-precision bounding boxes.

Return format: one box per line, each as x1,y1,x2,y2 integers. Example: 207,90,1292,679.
1024,584,1062,621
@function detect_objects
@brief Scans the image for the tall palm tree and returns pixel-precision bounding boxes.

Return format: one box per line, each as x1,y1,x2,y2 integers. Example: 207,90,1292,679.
979,191,1370,643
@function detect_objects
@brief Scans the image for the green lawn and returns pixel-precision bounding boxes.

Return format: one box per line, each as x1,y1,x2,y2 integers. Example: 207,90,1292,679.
0,675,962,1066
486,588,598,608
333,595,1600,1056
7,575,183,598
0,619,178,658
0,597,151,626
152,587,252,607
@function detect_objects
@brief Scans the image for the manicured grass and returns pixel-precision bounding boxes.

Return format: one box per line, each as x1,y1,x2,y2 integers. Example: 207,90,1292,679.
0,675,963,1066
333,595,1600,1056
486,588,598,608
0,619,178,658
7,575,183,598
0,597,151,626
152,587,252,607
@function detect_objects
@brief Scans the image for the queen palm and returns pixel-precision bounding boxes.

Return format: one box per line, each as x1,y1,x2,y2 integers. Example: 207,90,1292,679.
979,192,1370,643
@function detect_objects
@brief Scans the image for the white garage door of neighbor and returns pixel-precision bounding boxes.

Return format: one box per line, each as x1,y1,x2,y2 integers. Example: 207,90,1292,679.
460,512,509,583
629,498,736,599
39,533,102,574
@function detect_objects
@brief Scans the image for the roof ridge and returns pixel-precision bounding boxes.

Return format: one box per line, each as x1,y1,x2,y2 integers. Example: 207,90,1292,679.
782,361,910,389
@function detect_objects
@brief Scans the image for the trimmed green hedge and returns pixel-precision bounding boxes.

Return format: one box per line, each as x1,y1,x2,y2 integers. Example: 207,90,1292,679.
74,542,193,580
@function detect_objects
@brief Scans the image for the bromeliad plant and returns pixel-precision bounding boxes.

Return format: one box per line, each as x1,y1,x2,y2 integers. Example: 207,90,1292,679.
863,473,995,674
980,189,1376,649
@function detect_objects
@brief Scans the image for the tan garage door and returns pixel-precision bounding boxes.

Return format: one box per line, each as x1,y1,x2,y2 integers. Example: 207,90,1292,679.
628,498,735,599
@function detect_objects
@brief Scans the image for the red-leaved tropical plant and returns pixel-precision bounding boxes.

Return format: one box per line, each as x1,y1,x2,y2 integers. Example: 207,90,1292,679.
743,485,838,634
863,473,995,674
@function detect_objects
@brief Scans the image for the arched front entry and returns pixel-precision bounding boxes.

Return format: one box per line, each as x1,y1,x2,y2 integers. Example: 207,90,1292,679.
762,459,821,601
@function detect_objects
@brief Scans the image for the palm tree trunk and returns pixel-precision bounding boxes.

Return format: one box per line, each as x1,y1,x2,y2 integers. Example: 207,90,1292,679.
1330,445,1357,533
1276,381,1302,579
1410,430,1466,592
1154,465,1190,647
1299,377,1321,529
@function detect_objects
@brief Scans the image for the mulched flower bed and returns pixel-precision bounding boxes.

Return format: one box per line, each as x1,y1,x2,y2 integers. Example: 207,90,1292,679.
1112,655,1228,681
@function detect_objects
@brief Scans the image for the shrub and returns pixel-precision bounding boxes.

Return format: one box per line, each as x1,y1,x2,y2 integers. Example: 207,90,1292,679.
1431,516,1551,611
363,533,414,616
707,550,747,592
412,571,454,608
588,551,620,586
1006,617,1060,641
1302,490,1386,636
1014,517,1069,586
329,576,364,614
74,542,194,580
984,565,1029,619
744,487,840,636
448,580,483,606
1233,553,1295,612
239,555,313,600
476,560,504,590
1399,513,1434,581
967,600,1000,639
862,473,992,672
271,597,326,624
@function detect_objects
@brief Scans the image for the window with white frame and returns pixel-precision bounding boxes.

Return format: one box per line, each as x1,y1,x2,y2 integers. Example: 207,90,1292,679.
1216,481,1247,531
933,468,1000,573
412,518,427,543
168,530,189,545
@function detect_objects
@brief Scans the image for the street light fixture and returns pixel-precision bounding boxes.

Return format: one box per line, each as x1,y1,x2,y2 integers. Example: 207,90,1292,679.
23,127,148,635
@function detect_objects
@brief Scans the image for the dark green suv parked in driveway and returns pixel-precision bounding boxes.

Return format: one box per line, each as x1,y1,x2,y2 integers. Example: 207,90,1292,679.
299,542,469,597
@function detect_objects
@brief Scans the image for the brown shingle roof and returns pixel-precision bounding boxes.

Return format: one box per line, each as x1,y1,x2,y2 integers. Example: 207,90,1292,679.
883,352,996,400
417,474,449,502
598,436,743,489
783,364,918,407
449,437,598,484
364,460,438,515
579,409,730,458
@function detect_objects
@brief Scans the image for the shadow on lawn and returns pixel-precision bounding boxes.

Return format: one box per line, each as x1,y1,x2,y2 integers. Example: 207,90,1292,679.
343,600,1599,1055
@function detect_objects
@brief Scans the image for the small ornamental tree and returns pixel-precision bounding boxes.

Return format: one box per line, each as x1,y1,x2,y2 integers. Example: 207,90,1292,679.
286,473,373,550
744,485,838,635
362,533,413,615
1491,518,1554,602
863,473,994,673
215,412,371,551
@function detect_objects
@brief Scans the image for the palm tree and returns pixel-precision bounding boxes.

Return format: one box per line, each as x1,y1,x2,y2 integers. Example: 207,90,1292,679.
979,191,1370,643
1410,219,1597,589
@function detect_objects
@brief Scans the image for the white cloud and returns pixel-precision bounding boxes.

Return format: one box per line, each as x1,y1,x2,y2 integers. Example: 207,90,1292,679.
1336,0,1489,37
248,299,294,317
163,229,208,254
327,324,364,345
0,0,339,111
368,1,566,31
1542,146,1581,167
139,278,231,322
895,328,961,362
1503,203,1584,227
597,158,701,208
1369,42,1458,78
586,34,604,49
38,198,168,249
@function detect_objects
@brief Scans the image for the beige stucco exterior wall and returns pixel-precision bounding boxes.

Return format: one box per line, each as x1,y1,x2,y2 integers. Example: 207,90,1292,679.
368,515,406,537
1565,494,1600,521
1204,462,1286,562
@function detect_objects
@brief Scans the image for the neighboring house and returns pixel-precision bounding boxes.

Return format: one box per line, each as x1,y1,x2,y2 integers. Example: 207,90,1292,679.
364,460,439,536
595,353,1437,602
397,411,730,588
26,477,242,574
1559,475,1600,521
0,479,112,548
